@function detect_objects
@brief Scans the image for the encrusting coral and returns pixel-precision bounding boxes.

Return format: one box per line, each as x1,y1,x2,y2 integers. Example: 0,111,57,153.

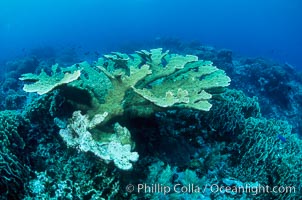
20,48,231,170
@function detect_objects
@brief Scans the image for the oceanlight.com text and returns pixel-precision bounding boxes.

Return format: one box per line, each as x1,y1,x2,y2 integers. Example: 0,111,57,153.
125,183,296,196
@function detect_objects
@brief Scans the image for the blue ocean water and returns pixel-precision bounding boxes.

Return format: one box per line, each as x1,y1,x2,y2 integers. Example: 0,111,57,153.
0,0,301,68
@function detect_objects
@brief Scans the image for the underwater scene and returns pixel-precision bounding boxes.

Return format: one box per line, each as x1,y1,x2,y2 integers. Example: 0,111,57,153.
1,0,302,199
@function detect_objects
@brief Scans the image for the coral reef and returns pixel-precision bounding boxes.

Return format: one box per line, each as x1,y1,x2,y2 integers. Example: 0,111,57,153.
0,110,30,199
19,48,231,170
230,117,301,199
1,45,302,199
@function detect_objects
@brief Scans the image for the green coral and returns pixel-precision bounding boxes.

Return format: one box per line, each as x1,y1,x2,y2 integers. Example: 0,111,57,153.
66,61,111,103
92,48,230,120
19,64,81,95
132,59,230,111
20,48,230,118
20,48,231,170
